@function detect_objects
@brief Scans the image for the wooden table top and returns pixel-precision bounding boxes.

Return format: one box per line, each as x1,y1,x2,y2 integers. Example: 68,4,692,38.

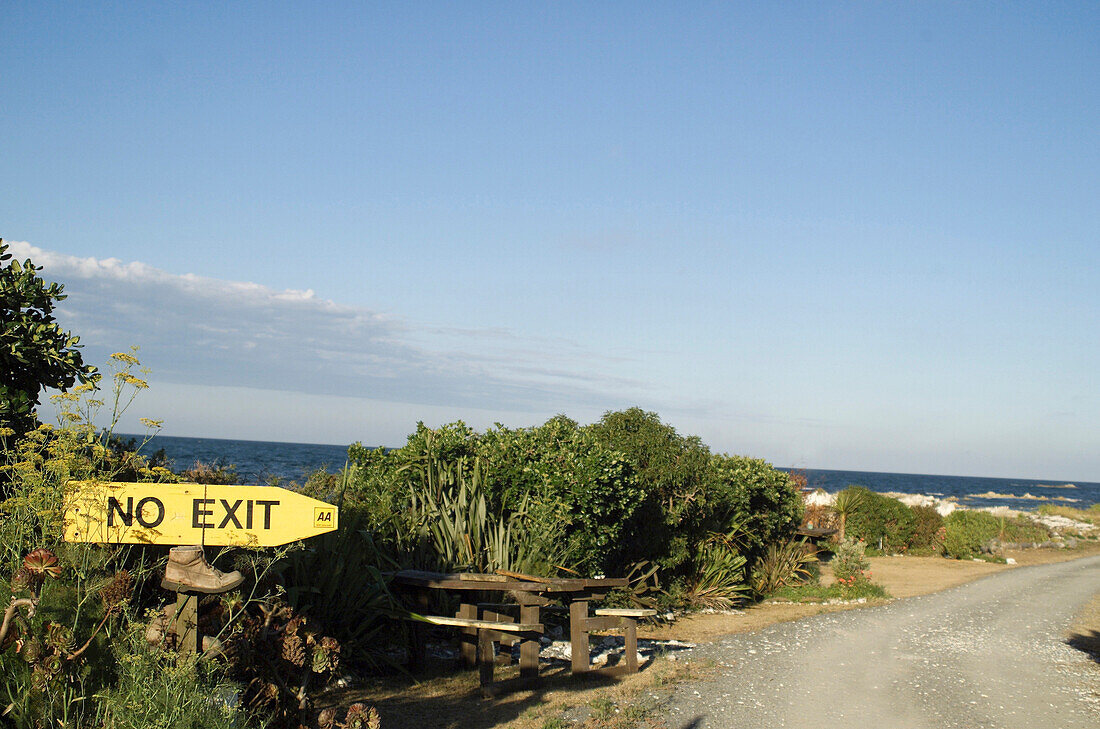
391,569,628,593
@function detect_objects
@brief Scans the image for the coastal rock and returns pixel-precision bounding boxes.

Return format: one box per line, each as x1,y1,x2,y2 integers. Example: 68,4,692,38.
805,489,834,507
885,492,958,517
980,540,1004,556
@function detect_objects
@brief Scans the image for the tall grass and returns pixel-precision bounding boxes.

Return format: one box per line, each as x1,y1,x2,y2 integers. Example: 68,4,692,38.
1037,503,1100,527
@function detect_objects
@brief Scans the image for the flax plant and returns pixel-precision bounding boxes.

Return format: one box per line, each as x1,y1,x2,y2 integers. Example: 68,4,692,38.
405,456,562,575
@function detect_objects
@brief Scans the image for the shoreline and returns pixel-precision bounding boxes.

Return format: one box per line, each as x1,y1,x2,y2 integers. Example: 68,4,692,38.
805,487,1099,536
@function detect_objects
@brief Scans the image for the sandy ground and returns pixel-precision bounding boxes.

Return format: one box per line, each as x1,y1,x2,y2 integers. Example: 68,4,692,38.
327,541,1100,728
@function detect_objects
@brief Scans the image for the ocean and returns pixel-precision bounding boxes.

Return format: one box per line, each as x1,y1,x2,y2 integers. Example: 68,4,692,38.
786,468,1100,512
125,434,1100,510
127,434,354,485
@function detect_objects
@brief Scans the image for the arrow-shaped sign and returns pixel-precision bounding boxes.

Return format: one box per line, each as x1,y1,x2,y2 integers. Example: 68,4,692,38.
64,481,339,546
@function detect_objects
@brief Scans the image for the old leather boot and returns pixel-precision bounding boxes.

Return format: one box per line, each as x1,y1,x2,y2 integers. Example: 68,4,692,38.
161,545,243,593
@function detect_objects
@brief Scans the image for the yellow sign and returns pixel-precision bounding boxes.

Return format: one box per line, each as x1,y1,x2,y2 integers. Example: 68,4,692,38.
63,481,339,546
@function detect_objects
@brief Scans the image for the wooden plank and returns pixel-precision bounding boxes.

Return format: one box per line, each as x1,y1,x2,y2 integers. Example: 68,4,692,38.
417,615,542,632
408,587,431,671
511,591,552,606
478,629,495,689
398,574,566,591
594,608,657,617
172,592,200,654
581,577,629,588
624,617,638,672
482,610,516,665
570,600,590,674
582,616,623,631
519,604,540,679
458,603,478,668
458,572,508,582
495,568,551,583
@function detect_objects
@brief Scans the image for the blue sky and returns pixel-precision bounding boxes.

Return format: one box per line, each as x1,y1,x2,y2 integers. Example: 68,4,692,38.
3,2,1098,480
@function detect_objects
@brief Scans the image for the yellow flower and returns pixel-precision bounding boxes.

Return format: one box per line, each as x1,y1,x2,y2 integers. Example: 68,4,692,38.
139,418,164,429
114,373,149,388
0,427,14,437
110,352,140,365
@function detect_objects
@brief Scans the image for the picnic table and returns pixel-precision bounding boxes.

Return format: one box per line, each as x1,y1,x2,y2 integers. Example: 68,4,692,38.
391,569,653,694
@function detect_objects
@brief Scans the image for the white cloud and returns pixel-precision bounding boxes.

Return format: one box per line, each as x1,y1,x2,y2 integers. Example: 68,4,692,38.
8,241,650,415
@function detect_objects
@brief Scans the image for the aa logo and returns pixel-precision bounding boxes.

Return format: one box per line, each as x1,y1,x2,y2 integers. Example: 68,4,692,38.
314,508,335,528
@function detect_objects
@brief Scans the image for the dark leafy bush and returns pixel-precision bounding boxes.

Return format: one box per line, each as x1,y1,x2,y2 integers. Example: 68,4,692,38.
475,417,643,575
943,510,1000,559
587,408,712,572
704,455,803,568
841,487,916,552
344,410,803,602
831,537,870,581
908,505,945,552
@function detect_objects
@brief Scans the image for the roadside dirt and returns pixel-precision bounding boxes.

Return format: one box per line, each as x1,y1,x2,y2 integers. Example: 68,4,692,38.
664,554,1100,728
330,541,1100,728
640,540,1100,644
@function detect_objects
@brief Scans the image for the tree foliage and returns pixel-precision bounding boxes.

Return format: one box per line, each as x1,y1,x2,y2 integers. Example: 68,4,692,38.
0,240,96,438
342,408,803,583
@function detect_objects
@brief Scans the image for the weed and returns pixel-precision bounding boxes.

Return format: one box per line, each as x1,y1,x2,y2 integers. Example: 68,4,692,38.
590,696,616,719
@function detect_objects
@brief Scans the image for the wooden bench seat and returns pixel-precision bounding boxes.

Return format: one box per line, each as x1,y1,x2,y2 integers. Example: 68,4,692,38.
571,606,657,675
594,608,658,618
417,615,541,632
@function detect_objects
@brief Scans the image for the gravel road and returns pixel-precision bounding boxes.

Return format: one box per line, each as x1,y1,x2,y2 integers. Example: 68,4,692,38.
663,554,1100,729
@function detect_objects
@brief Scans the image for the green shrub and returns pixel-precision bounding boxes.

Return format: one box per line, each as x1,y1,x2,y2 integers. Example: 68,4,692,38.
909,505,945,551
277,477,401,670
841,487,916,552
831,537,870,581
0,240,97,443
477,417,643,575
702,454,803,568
586,408,712,572
943,510,1000,559
344,409,802,603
